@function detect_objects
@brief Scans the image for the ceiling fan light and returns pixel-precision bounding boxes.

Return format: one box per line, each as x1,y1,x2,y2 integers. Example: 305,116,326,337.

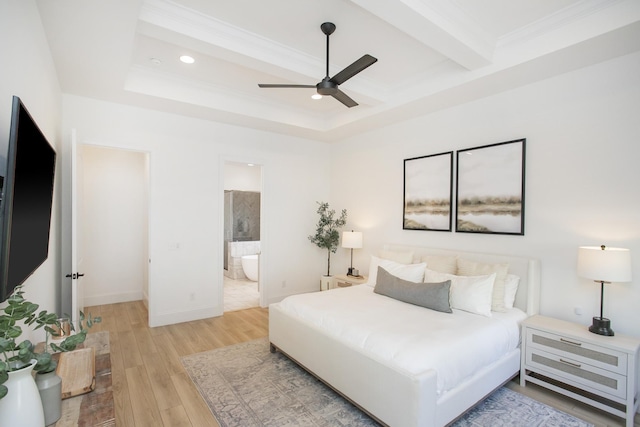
311,94,322,100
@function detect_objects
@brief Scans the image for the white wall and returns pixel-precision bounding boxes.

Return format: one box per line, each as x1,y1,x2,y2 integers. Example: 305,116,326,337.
331,51,640,339
80,145,148,306
61,95,331,326
224,163,261,192
0,0,62,340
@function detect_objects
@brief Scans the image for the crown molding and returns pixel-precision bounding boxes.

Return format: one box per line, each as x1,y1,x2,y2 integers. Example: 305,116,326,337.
125,64,335,130
139,0,320,76
498,0,630,48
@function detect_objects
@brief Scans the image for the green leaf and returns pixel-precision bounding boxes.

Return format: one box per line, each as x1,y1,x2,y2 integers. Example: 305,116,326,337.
34,352,56,373
0,385,7,400
59,333,86,351
18,340,33,350
0,338,11,352
24,303,38,316
5,325,22,339
7,293,24,304
49,343,63,353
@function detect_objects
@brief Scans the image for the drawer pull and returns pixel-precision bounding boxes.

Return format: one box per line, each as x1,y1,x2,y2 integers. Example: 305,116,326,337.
559,358,582,368
559,338,582,347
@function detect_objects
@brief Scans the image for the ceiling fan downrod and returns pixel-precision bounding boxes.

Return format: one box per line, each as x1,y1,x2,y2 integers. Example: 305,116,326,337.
321,22,336,78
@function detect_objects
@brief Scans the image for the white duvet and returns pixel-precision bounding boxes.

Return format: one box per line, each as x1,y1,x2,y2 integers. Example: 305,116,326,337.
275,285,527,395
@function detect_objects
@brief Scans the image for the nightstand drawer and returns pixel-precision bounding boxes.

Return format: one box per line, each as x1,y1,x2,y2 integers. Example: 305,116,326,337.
526,347,627,400
526,329,627,375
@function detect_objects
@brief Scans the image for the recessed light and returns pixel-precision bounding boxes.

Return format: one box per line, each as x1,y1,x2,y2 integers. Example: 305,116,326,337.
150,58,162,65
247,163,255,167
311,94,322,100
180,55,195,64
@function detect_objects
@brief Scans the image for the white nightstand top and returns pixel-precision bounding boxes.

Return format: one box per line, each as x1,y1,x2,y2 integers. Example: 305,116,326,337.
334,274,368,283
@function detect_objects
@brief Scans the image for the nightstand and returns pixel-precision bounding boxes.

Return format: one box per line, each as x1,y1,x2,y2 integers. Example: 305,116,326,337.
330,274,368,289
521,315,640,427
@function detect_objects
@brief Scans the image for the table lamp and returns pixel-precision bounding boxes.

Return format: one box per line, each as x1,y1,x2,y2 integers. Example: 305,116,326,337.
342,231,363,276
577,245,632,336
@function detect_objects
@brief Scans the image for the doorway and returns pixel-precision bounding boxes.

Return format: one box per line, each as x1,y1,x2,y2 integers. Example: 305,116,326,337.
78,145,149,311
223,161,262,312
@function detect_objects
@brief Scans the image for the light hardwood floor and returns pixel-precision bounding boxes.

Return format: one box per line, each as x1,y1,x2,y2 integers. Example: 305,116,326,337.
84,301,267,427
84,301,637,427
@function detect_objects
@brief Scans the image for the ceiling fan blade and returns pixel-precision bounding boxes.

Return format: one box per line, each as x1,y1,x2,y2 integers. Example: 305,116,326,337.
331,89,358,108
329,54,377,86
258,84,316,88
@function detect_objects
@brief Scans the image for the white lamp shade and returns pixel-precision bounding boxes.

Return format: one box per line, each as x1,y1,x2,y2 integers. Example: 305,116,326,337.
342,231,363,249
577,246,632,283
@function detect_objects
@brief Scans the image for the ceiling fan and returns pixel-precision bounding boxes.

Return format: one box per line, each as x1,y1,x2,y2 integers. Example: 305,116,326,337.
258,22,377,108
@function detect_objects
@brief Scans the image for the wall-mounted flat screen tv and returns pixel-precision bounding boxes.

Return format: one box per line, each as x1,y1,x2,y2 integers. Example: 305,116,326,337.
0,96,56,302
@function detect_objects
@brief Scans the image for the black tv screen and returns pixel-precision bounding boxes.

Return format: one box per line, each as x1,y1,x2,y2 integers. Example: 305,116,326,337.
0,96,56,301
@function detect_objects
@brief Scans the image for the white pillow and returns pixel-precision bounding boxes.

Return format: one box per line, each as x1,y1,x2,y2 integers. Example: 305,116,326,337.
504,274,520,309
457,258,509,313
424,268,496,317
420,255,457,274
379,249,414,264
366,256,426,286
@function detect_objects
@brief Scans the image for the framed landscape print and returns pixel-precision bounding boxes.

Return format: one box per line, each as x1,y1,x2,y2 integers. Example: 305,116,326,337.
403,151,453,231
456,139,526,235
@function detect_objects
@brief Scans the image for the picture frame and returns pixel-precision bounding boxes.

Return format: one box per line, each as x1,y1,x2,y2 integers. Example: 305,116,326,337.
456,138,526,235
403,151,453,231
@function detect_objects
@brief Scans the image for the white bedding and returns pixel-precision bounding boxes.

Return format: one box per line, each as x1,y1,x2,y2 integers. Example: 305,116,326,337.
276,284,527,395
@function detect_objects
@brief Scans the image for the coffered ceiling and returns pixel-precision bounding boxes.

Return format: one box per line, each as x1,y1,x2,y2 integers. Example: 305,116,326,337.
36,0,640,141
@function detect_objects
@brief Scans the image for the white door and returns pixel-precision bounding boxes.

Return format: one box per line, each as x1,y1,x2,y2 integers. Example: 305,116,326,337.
69,130,84,326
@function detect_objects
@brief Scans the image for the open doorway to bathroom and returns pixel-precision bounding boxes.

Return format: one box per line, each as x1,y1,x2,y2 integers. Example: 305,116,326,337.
223,162,262,312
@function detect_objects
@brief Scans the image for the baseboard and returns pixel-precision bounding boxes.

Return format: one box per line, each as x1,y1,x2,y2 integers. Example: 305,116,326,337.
149,305,222,327
84,291,222,327
83,290,143,307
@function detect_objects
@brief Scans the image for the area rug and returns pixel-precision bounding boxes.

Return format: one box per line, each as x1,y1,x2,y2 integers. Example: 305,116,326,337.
181,338,593,427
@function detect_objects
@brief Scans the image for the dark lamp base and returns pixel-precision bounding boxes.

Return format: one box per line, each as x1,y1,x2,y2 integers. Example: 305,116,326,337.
589,317,614,336
347,267,355,276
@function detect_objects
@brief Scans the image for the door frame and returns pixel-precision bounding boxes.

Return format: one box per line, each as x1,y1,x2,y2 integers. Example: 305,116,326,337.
220,157,266,309
62,135,151,324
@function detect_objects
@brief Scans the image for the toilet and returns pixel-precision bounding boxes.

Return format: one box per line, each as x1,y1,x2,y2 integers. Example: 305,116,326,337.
241,254,259,281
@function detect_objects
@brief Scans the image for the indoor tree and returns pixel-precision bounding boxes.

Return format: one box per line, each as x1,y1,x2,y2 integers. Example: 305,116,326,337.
308,201,347,276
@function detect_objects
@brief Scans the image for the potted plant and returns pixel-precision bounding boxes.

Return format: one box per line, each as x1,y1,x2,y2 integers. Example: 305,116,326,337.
0,285,100,425
308,201,347,278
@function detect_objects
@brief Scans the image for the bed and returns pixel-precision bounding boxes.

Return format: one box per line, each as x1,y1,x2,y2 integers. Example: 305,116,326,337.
269,245,541,427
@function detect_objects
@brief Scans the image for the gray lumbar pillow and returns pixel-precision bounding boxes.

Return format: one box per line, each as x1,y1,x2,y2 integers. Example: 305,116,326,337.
374,266,452,313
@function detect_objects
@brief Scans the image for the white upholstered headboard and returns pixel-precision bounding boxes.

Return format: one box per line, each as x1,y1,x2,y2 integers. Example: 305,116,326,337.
383,244,541,316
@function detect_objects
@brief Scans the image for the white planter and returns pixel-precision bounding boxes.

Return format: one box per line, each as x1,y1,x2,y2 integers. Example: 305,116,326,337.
320,275,332,291
0,360,46,427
